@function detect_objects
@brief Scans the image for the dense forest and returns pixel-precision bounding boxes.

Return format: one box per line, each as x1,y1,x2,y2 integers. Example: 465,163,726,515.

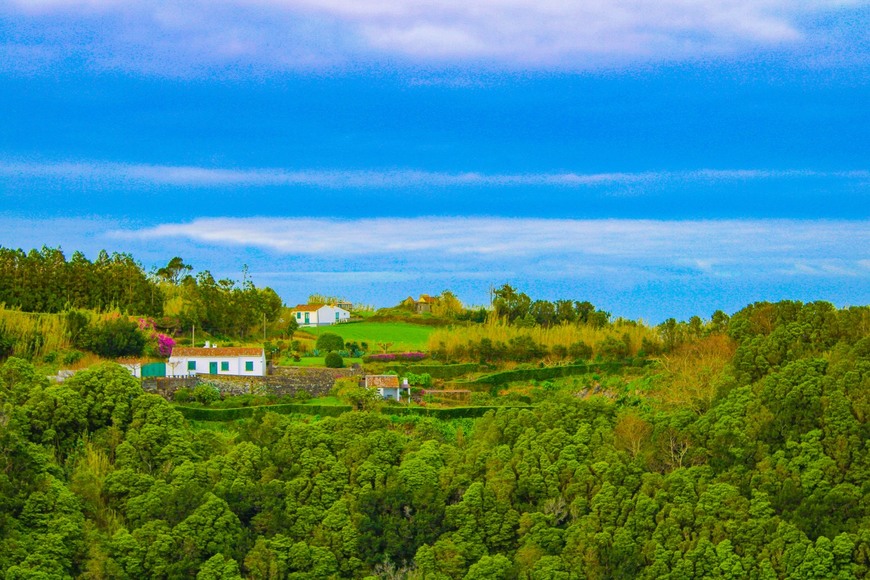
1,299,870,578
0,247,282,339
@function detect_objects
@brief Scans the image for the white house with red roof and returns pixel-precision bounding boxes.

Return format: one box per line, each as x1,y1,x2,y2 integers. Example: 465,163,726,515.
364,375,411,401
168,345,267,376
290,304,350,327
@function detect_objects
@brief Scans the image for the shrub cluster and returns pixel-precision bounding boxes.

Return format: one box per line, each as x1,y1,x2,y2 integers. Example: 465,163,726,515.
404,372,432,387
324,351,344,368
77,318,146,359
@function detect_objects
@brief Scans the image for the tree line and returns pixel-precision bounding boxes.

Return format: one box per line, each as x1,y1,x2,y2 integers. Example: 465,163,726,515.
492,284,612,327
0,247,283,340
0,246,159,315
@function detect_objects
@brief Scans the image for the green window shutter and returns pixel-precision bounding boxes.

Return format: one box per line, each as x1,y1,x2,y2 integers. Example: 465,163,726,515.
188,361,196,371
245,361,254,372
221,361,229,371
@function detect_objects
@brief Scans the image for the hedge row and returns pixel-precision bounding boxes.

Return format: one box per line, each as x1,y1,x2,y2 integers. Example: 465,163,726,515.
382,406,533,419
362,352,427,363
465,361,631,386
177,403,532,421
384,363,480,379
177,403,353,421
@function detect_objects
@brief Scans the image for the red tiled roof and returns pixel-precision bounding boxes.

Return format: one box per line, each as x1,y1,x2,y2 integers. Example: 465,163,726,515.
172,347,263,357
292,304,325,312
365,375,400,388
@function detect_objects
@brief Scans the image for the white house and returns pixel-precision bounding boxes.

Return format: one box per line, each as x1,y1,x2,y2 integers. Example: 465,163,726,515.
168,346,267,377
291,304,350,327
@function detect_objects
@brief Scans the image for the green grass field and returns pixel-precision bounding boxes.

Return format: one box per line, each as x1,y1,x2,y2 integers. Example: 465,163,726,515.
285,356,364,367
303,322,435,352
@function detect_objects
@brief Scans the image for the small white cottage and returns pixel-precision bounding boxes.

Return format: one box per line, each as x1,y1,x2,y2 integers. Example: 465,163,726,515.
168,346,266,377
364,375,411,401
291,304,350,327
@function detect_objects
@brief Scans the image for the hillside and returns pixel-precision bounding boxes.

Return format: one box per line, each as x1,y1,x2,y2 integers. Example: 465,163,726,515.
1,300,870,577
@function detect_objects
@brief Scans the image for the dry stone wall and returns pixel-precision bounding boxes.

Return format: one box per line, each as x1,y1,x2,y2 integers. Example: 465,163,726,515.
143,366,362,399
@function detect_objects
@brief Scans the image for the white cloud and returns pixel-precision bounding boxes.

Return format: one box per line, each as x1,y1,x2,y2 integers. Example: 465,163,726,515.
2,160,865,189
117,217,870,275
3,215,868,320
252,269,514,283
3,0,867,71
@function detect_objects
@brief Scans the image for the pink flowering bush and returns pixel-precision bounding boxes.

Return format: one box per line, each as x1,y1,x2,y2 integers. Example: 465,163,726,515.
156,333,176,357
139,317,176,357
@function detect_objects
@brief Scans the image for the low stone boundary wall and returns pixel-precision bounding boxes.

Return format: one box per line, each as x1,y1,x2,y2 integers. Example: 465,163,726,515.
144,366,363,399
142,376,198,398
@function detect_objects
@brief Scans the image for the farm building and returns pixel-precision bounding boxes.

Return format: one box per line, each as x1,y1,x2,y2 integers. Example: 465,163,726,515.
364,375,411,401
291,304,350,327
402,294,438,314
168,345,266,377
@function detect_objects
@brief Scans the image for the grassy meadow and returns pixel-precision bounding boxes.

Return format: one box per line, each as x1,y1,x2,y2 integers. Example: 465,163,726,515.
302,321,435,351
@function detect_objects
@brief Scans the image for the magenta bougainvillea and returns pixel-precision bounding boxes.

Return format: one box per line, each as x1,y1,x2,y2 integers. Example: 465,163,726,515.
138,317,176,357
156,333,176,357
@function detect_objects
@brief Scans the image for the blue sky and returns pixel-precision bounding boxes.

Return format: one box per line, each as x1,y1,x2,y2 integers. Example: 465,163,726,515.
1,0,868,322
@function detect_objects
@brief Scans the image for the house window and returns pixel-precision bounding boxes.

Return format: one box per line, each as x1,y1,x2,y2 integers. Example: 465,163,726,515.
221,361,229,372
296,312,301,319
245,361,254,372
335,312,340,321
187,361,196,371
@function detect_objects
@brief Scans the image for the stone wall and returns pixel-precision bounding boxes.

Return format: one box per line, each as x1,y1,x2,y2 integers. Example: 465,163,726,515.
142,376,198,398
145,366,362,399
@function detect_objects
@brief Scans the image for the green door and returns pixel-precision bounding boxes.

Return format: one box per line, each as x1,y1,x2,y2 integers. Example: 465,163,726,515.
141,362,166,378
209,361,218,374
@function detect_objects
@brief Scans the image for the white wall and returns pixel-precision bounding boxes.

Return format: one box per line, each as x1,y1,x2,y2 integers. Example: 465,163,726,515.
167,354,266,376
120,363,141,378
294,305,350,326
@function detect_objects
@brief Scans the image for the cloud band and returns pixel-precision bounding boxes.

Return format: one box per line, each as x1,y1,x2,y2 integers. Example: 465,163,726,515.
2,160,867,189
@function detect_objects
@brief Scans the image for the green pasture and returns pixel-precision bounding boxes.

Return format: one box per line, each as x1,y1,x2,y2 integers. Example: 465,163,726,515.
285,356,364,367
303,322,434,351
